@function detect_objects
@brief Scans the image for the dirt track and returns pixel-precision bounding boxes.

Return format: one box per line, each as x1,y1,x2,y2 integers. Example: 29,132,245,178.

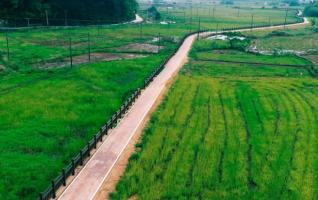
57,18,309,200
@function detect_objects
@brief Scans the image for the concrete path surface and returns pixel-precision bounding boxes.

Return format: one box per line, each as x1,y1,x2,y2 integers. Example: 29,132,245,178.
58,18,309,200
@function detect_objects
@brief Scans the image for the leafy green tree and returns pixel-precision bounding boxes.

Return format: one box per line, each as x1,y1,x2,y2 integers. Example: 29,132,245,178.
0,0,138,24
304,3,318,17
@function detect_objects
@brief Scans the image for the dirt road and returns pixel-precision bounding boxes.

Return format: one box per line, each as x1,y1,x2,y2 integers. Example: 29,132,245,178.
58,18,309,200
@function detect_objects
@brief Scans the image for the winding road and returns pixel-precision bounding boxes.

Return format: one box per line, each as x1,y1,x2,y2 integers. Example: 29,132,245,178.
57,18,309,200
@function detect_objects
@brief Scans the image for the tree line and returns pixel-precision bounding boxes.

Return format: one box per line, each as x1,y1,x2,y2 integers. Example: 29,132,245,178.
0,0,138,23
304,3,318,17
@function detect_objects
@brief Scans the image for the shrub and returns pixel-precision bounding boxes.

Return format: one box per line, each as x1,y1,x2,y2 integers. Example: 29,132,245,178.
267,30,291,37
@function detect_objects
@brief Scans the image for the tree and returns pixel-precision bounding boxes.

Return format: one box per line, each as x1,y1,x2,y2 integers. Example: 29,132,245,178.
304,3,318,17
0,0,138,25
221,0,234,5
147,6,161,20
283,0,299,6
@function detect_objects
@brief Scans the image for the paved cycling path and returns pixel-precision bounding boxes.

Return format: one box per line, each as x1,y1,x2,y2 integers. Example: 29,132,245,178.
58,18,309,200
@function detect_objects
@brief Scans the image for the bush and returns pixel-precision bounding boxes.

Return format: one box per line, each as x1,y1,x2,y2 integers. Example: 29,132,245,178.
267,30,291,37
229,38,250,51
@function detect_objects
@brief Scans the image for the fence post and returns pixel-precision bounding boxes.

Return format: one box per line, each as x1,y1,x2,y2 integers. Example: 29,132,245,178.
80,150,83,166
6,31,10,61
62,169,66,186
87,142,91,156
87,33,91,62
52,181,56,198
39,193,43,200
94,135,97,149
71,159,75,175
69,37,73,67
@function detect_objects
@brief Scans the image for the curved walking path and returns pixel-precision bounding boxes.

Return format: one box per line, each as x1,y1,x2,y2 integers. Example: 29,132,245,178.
58,18,309,200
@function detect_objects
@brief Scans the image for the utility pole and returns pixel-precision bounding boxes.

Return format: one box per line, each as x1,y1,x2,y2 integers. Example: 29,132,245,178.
284,9,288,29
237,8,240,17
268,17,271,26
213,7,216,18
190,5,193,19
26,18,30,27
197,17,201,39
158,33,161,53
69,38,73,67
189,17,193,33
87,33,91,62
6,31,10,61
64,10,68,26
250,14,254,31
45,10,49,26
140,22,143,40
196,7,199,18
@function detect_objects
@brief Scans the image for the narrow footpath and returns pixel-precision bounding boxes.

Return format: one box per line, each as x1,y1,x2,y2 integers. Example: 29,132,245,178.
58,18,309,200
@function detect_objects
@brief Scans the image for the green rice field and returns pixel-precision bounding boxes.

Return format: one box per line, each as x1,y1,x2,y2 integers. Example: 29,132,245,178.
111,33,318,200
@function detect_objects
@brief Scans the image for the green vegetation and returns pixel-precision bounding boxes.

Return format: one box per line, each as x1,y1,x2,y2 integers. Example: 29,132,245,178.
245,26,318,73
111,30,318,200
304,3,318,17
0,53,171,200
247,27,318,51
0,0,138,24
160,6,299,29
0,4,304,200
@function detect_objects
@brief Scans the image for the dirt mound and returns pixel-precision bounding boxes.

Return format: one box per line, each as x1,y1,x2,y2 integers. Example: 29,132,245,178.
115,43,163,53
302,54,318,64
36,53,146,69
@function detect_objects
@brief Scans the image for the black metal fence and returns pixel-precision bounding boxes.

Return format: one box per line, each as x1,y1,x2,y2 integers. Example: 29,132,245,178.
38,17,305,200
1,24,165,70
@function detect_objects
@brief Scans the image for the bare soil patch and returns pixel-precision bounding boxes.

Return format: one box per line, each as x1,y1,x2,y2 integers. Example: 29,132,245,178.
115,43,164,53
0,64,5,71
36,53,146,69
302,54,318,64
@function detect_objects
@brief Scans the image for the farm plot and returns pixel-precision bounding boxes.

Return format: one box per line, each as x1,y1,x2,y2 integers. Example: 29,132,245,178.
245,27,318,66
159,5,299,30
111,37,318,200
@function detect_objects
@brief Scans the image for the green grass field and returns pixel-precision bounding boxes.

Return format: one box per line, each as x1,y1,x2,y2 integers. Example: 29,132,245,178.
248,27,318,51
111,33,318,200
0,5,304,200
160,6,299,29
